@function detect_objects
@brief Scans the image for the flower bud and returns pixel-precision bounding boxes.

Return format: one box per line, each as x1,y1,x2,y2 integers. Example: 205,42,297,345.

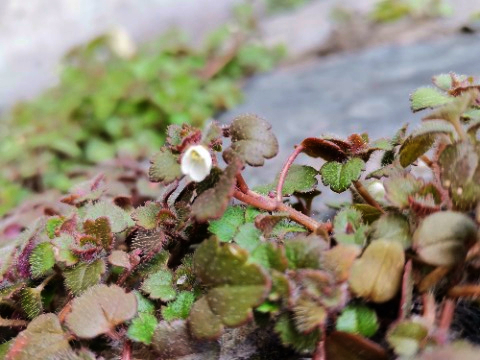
181,145,212,182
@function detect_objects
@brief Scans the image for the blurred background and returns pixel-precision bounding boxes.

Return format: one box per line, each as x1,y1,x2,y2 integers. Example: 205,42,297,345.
2,0,480,217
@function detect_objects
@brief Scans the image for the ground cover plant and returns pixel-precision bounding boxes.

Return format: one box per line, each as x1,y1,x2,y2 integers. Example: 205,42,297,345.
0,6,283,217
2,73,480,359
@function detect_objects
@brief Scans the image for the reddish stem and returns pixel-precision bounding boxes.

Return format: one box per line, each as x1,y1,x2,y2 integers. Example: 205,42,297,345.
436,299,455,344
236,173,250,194
422,293,436,328
122,340,132,360
399,260,413,320
312,326,326,360
276,144,304,202
233,189,330,235
448,284,480,298
352,180,385,214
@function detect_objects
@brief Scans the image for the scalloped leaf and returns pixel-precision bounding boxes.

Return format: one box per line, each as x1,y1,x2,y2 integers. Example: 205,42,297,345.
29,242,55,278
322,244,361,282
410,87,452,112
66,284,137,339
152,320,220,358
254,165,319,196
439,141,480,210
233,223,262,252
108,250,131,269
384,173,424,209
223,114,278,166
326,331,388,360
141,269,176,301
52,234,79,266
20,288,43,320
83,216,113,250
131,202,162,230
189,237,270,339
349,239,405,303
285,234,327,269
148,148,183,184
45,217,63,239
192,160,240,222
333,207,368,246
127,313,157,345
293,297,327,333
336,305,379,337
274,313,320,354
386,320,428,356
161,291,195,321
321,158,365,193
5,314,73,360
370,214,411,249
83,201,133,233
301,137,348,162
63,259,106,296
432,73,453,91
208,205,246,242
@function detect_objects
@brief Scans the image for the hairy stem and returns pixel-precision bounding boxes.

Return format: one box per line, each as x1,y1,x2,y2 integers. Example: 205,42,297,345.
233,189,330,235
353,180,385,214
276,144,304,202
122,340,132,360
236,173,250,194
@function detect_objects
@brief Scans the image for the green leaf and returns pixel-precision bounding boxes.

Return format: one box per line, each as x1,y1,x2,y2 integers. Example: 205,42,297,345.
52,234,79,266
20,288,43,320
208,205,246,242
148,148,183,184
370,214,411,249
293,297,327,333
45,217,63,239
127,313,158,345
5,314,73,360
413,211,476,266
192,160,240,222
439,141,480,210
161,291,195,321
410,87,452,112
63,259,106,296
285,234,327,269
254,165,319,196
336,305,379,337
384,173,424,209
83,200,134,233
189,237,270,339
321,158,365,193
432,73,453,91
250,242,288,272
333,207,368,246
141,269,176,301
349,239,405,303
274,313,320,354
233,223,262,252
131,201,162,230
399,121,454,167
134,291,155,314
387,320,428,356
66,284,137,339
29,242,55,278
223,114,278,166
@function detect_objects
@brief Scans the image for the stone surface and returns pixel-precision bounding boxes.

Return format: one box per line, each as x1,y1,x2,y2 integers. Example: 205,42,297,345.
220,33,480,208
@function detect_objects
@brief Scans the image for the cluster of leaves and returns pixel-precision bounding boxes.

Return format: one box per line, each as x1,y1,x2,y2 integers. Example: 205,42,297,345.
370,0,453,23
2,73,480,359
0,9,284,217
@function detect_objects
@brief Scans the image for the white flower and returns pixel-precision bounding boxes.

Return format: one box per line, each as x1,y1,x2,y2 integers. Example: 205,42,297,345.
181,145,212,182
367,181,386,201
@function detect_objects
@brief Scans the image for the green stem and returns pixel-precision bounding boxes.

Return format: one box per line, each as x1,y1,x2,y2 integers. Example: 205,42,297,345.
451,115,467,142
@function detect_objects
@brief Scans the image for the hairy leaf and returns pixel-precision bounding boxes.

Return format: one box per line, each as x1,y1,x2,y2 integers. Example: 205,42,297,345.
5,314,73,360
336,305,379,337
384,173,424,209
149,148,183,184
370,214,411,249
83,217,113,250
52,234,79,266
432,73,453,91
301,137,348,162
293,297,327,333
333,207,368,246
141,269,176,301
127,313,157,345
161,291,195,321
108,250,131,269
224,114,278,166
192,160,240,221
189,237,270,339
20,288,43,320
387,320,428,356
131,201,162,230
29,242,55,278
63,259,106,296
45,217,63,239
321,158,365,193
208,205,246,242
254,165,319,196
349,239,405,303
274,313,320,354
285,234,327,269
410,87,452,112
83,201,133,233
66,284,137,338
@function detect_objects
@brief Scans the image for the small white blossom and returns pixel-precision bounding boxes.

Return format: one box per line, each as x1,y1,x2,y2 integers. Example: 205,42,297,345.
367,181,386,201
181,145,212,182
